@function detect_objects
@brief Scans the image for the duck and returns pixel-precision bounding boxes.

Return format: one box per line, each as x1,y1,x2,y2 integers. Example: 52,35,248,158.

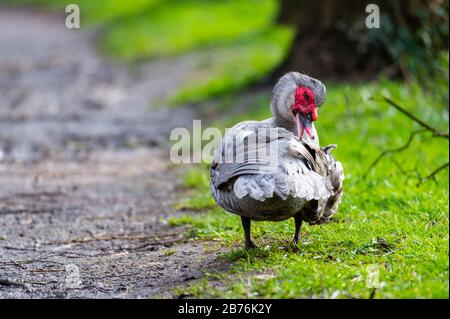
210,72,344,249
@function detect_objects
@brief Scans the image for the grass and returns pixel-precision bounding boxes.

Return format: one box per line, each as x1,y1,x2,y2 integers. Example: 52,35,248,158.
170,27,293,104
101,0,279,60
98,0,292,104
7,0,292,105
169,79,449,298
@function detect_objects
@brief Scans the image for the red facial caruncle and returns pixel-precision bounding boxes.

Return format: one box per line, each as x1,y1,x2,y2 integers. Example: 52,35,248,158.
291,86,318,139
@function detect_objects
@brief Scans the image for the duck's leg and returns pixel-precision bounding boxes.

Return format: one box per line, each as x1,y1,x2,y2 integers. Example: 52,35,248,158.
293,214,303,244
241,216,256,249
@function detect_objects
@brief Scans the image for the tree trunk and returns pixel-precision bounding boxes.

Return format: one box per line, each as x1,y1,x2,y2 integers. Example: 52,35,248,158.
275,0,429,81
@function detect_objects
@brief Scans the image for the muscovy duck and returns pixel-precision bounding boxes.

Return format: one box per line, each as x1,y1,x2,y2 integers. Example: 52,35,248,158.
210,72,344,249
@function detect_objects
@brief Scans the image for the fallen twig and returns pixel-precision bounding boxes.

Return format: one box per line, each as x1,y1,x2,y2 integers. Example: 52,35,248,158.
0,208,56,215
43,233,182,245
29,268,64,273
0,278,26,288
0,253,64,266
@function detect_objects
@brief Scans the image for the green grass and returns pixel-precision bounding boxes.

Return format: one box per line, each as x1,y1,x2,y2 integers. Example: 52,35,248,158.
170,27,293,104
99,0,292,104
7,0,291,105
101,0,279,60
169,79,449,298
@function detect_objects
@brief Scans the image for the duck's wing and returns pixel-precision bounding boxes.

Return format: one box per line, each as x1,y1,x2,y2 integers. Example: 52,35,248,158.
210,121,333,202
210,121,286,188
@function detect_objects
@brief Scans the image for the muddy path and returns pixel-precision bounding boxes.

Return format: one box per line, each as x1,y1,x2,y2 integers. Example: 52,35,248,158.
0,8,225,298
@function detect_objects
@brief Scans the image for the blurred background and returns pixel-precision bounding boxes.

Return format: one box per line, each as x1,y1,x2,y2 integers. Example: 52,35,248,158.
0,0,448,298
4,0,448,100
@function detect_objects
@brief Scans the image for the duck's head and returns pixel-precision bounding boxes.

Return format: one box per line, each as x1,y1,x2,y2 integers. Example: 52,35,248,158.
270,72,326,141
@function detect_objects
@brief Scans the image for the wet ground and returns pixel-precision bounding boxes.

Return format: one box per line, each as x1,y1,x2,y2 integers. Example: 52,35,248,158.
0,7,225,298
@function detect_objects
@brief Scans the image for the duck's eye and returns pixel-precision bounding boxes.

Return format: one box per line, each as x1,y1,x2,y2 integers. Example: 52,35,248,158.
303,92,309,101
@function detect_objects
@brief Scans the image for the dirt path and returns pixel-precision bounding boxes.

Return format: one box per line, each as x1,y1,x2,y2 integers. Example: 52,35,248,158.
0,8,223,298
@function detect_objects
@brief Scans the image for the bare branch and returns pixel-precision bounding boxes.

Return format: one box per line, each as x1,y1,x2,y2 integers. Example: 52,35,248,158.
364,96,449,182
370,96,449,139
363,130,427,179
420,162,449,183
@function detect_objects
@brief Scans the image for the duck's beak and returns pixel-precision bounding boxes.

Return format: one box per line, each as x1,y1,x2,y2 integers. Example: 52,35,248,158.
294,112,312,139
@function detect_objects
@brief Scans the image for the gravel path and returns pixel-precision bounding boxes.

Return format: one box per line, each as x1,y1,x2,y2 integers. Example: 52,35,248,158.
0,7,224,298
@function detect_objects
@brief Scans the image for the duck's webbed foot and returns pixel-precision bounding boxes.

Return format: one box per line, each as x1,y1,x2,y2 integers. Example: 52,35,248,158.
241,216,257,250
245,240,257,250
